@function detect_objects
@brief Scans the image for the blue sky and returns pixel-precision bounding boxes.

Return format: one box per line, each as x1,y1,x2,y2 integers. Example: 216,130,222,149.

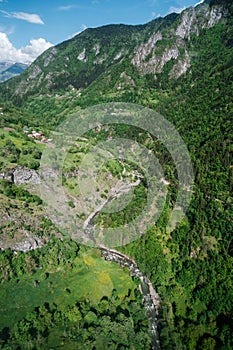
0,0,204,63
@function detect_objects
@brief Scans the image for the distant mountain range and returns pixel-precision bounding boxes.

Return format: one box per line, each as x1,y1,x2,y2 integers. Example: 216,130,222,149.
0,62,28,82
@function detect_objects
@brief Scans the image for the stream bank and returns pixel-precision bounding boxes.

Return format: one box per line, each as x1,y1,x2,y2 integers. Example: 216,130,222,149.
99,246,161,350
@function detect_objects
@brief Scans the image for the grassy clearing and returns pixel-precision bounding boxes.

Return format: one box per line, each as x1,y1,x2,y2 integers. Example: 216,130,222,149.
0,249,137,329
0,128,45,171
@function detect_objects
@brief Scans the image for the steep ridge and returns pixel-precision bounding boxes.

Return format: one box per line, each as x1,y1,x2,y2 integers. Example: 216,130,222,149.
0,0,230,104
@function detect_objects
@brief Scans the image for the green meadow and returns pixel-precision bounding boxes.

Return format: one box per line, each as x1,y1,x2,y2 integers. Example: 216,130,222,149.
0,248,137,330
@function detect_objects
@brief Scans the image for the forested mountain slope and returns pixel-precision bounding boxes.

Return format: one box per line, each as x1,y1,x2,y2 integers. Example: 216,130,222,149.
0,0,230,102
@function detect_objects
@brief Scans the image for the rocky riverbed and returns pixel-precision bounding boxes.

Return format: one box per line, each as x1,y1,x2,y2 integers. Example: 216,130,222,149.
99,245,161,350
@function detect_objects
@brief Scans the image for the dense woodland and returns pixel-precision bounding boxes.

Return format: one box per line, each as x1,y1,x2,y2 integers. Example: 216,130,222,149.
0,0,232,349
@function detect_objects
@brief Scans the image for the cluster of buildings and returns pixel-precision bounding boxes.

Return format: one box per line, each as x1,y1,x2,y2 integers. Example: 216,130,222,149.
24,128,52,143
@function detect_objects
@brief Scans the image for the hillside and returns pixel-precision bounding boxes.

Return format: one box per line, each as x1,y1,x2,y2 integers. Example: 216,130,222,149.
0,0,232,349
0,0,231,126
0,1,229,101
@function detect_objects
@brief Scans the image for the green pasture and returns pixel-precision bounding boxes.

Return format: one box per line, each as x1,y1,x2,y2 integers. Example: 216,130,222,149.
0,249,137,329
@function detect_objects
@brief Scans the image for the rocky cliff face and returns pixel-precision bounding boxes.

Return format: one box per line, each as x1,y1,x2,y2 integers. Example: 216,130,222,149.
0,166,61,252
131,2,227,78
1,236,44,253
12,166,40,185
0,166,40,185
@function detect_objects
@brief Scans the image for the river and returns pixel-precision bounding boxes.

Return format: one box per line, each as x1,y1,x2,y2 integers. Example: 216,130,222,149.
83,178,161,349
99,245,161,350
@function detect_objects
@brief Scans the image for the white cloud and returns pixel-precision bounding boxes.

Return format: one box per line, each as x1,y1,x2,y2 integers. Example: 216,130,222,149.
0,32,53,64
0,10,44,24
58,5,77,11
21,38,53,61
168,6,186,14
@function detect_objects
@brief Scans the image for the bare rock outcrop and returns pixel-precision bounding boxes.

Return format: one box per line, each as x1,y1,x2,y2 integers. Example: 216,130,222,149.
176,8,199,39
131,2,227,79
131,32,163,67
10,237,43,252
12,166,40,185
